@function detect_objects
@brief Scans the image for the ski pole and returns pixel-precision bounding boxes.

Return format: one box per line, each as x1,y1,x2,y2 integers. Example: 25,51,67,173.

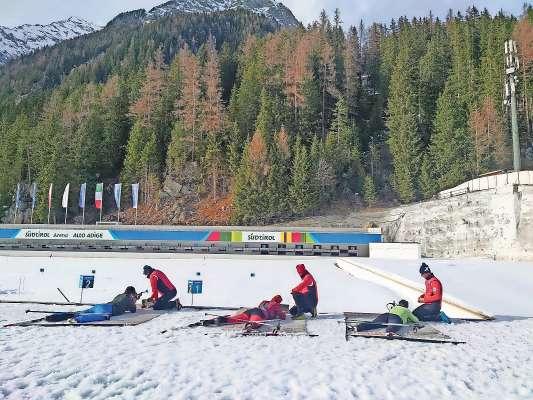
57,288,71,302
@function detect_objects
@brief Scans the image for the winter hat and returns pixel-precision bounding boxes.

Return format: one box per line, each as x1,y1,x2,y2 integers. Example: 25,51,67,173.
419,263,431,275
125,286,137,295
271,295,283,303
398,299,409,308
143,265,154,276
296,264,306,275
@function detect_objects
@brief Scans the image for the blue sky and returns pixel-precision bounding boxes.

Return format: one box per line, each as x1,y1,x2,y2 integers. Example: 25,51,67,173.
0,0,526,28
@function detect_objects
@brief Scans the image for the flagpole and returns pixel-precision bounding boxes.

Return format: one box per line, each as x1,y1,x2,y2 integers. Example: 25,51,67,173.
47,206,51,224
14,183,20,224
82,205,85,225
64,207,68,224
135,208,138,225
99,207,102,224
118,206,120,223
30,183,35,224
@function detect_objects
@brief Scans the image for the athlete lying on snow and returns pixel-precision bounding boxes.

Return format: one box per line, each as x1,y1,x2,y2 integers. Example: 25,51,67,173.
199,295,286,328
356,299,419,334
46,286,140,323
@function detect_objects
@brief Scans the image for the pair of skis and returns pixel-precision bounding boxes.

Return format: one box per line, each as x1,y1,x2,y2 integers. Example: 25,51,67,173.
344,318,465,344
162,313,315,337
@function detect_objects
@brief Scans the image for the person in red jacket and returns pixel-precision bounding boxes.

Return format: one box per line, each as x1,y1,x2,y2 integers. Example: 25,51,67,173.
289,264,318,318
200,295,286,328
142,265,181,310
413,263,443,321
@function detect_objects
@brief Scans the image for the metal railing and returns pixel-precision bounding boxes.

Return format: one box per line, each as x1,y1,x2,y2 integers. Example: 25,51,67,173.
438,170,533,200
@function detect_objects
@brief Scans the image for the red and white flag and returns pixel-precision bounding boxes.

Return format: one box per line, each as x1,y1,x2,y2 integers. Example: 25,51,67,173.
95,183,103,209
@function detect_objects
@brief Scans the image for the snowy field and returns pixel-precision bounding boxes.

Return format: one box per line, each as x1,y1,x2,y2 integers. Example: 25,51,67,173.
1,252,533,400
340,257,533,318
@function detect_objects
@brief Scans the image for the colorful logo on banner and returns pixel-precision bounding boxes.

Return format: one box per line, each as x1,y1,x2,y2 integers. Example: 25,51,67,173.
16,229,114,240
206,231,314,243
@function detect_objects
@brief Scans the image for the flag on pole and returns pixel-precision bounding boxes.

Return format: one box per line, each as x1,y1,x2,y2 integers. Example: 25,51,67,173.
31,182,37,209
131,183,139,209
95,183,103,209
79,183,87,208
48,183,53,209
62,184,70,208
15,183,21,209
114,183,122,209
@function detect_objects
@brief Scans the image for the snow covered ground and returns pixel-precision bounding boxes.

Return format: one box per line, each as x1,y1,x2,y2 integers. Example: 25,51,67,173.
1,252,533,400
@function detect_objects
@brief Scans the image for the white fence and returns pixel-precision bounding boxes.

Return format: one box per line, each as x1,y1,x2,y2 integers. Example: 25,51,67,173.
438,170,533,199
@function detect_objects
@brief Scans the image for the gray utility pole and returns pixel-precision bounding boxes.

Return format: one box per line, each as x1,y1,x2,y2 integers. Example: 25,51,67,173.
504,39,521,172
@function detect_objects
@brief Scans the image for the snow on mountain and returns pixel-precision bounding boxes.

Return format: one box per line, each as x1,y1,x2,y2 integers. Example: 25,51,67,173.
146,0,300,27
0,17,99,65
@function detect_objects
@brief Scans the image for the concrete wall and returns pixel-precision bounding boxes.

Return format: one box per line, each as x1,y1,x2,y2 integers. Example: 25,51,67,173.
383,184,533,261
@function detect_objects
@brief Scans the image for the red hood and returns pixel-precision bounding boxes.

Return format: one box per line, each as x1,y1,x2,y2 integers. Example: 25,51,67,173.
271,295,282,303
296,264,307,277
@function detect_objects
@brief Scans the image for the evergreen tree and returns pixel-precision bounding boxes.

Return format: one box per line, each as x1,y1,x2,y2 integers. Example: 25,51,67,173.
266,127,291,220
345,26,362,120
418,153,436,199
256,88,276,147
310,134,335,205
418,22,451,145
386,29,422,203
299,77,322,142
363,175,377,207
429,81,473,190
230,47,264,139
289,136,318,215
166,123,187,177
232,129,269,224
228,123,243,179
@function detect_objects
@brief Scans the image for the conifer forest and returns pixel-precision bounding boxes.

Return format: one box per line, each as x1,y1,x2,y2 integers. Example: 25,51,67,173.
0,7,532,225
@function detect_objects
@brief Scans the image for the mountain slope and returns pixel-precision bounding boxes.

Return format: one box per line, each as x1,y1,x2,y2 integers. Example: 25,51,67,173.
0,17,99,65
0,9,279,108
146,0,299,27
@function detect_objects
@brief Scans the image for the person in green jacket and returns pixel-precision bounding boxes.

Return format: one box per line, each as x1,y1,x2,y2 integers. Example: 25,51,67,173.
356,300,420,333
109,286,139,316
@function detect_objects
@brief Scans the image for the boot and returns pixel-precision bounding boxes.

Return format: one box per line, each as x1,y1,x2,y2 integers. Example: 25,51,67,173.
289,306,298,317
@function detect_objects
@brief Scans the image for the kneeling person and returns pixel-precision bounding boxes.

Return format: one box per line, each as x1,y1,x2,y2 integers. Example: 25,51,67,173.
290,264,318,318
413,263,443,321
143,265,181,310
